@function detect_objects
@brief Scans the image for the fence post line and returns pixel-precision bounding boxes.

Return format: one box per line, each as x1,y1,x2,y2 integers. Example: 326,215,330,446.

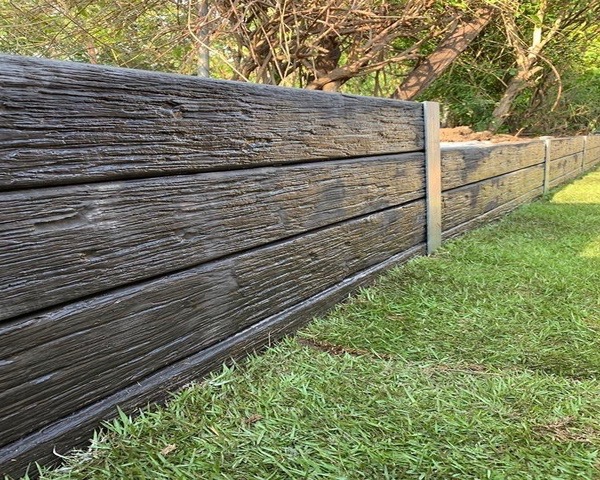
581,135,588,172
542,137,551,194
423,101,442,255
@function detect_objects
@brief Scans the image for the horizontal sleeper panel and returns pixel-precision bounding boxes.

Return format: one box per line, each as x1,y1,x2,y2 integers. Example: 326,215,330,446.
548,137,585,161
585,135,600,151
549,152,583,182
549,168,582,189
0,153,424,321
0,201,426,446
584,146,600,168
443,187,542,240
0,54,424,189
0,243,425,479
442,164,544,231
441,140,544,191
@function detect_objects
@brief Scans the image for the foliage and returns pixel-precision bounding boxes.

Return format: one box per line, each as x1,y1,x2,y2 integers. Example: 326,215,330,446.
426,5,600,134
511,37,600,135
0,0,598,133
0,1,198,73
423,23,512,129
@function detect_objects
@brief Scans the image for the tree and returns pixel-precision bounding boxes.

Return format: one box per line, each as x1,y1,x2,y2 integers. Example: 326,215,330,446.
392,6,496,100
0,0,209,74
202,0,494,91
1,0,598,135
197,0,210,76
489,0,600,131
0,0,497,93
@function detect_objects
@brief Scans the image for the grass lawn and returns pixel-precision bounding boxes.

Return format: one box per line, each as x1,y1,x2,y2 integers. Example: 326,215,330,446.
26,169,600,480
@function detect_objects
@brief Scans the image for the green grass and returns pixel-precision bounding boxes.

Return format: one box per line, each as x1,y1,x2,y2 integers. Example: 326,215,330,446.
26,169,600,480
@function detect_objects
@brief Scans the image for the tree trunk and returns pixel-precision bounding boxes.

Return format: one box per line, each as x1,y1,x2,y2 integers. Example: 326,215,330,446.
305,36,342,91
488,74,528,131
488,62,544,131
197,0,210,77
487,0,565,132
392,7,494,101
86,41,99,64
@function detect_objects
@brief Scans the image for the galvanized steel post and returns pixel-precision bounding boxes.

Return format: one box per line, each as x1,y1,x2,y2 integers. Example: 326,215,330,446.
582,136,588,172
542,136,551,194
423,101,442,255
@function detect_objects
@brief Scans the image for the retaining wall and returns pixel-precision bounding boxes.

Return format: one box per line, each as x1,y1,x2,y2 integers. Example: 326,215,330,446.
0,54,599,478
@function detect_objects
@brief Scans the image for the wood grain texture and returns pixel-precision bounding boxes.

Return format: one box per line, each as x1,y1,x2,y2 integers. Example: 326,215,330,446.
549,167,583,189
548,137,585,161
548,152,583,183
584,146,600,168
0,243,425,479
0,153,424,321
586,135,600,151
0,57,592,478
0,54,424,190
441,140,544,191
443,187,542,240
0,201,425,447
442,164,544,231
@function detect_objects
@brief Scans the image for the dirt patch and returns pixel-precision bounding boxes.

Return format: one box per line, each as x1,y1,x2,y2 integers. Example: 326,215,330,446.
244,414,263,425
441,126,530,143
160,444,177,456
534,416,600,443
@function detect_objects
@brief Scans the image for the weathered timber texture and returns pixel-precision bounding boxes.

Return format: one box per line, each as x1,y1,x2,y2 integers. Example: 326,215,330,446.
1,54,596,480
0,55,429,478
586,135,600,151
584,145,600,168
443,188,542,240
0,201,425,447
0,153,424,321
548,152,584,185
441,141,544,191
0,243,425,479
549,167,584,189
442,164,544,231
584,135,600,167
0,54,424,190
547,137,585,161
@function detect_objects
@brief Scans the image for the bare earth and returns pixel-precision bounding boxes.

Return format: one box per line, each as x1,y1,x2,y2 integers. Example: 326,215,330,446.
441,126,530,143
